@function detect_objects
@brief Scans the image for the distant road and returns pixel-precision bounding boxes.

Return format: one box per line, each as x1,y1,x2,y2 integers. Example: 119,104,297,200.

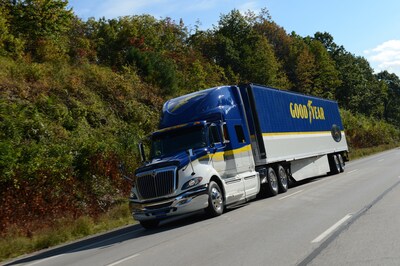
5,148,400,266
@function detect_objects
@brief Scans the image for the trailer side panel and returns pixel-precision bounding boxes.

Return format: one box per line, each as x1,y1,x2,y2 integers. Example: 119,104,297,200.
240,84,348,166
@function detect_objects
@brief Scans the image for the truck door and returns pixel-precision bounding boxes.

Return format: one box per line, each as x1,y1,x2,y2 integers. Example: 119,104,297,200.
231,123,258,198
220,121,258,202
230,123,254,173
209,123,246,204
209,122,252,175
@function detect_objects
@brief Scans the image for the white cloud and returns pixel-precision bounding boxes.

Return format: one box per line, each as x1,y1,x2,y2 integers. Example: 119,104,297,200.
97,0,160,18
180,0,219,12
88,0,222,19
364,40,400,76
237,1,261,13
70,0,266,30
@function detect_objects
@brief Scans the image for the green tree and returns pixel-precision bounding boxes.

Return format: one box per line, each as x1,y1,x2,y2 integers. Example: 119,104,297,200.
67,16,97,63
314,31,345,58
287,34,316,94
241,35,280,85
0,2,24,57
313,32,386,117
376,70,400,126
251,9,291,88
7,0,74,60
308,39,341,99
0,4,10,54
197,9,283,86
336,54,385,117
295,45,316,94
127,47,178,95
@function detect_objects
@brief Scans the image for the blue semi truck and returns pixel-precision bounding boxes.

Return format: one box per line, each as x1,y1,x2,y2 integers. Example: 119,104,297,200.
129,84,348,228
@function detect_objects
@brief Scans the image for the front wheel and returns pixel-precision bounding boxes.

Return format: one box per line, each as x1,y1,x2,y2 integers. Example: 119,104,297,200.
205,181,224,217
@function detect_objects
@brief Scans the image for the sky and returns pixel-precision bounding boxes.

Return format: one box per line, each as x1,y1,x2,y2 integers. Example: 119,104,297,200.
67,0,400,76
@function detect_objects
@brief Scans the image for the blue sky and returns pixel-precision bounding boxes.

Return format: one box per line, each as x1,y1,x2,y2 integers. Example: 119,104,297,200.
68,0,400,76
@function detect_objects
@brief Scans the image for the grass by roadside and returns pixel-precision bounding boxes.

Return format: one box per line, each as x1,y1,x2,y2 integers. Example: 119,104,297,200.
348,143,399,161
0,203,136,263
1,144,399,263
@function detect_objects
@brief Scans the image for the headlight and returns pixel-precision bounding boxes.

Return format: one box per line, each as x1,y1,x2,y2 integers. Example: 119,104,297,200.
182,177,203,190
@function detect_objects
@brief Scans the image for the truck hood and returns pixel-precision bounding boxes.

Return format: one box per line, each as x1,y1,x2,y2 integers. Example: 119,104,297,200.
135,148,209,175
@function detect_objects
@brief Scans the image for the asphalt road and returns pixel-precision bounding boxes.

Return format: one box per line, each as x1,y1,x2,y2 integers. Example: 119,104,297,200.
5,148,400,266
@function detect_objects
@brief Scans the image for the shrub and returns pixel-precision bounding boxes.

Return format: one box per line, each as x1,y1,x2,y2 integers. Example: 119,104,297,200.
0,58,160,237
342,109,400,149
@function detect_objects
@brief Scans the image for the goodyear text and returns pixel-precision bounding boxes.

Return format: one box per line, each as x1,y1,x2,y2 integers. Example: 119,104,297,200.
290,100,325,124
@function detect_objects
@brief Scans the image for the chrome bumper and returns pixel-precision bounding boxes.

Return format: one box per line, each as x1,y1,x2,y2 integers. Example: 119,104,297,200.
129,185,209,221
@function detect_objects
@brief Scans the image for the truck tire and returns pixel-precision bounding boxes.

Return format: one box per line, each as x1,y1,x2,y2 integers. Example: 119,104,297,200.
329,154,341,175
276,165,288,193
205,181,224,217
140,219,159,229
265,167,279,197
337,153,345,172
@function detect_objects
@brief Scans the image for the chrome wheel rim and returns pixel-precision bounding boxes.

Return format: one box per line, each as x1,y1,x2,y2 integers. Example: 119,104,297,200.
270,171,278,192
211,187,223,211
279,168,288,189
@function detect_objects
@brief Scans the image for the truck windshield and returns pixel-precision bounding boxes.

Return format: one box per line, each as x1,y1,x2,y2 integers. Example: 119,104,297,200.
150,126,207,159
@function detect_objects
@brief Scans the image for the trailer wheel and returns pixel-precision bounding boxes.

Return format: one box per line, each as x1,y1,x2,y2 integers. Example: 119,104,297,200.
337,153,345,172
205,181,224,217
276,165,288,193
140,219,159,229
265,167,278,196
329,154,341,175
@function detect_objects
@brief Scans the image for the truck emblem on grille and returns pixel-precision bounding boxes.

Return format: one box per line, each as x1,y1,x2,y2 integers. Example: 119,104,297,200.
152,171,157,178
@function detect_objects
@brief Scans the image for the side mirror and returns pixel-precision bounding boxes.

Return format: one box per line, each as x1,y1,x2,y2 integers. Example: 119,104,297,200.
138,142,146,162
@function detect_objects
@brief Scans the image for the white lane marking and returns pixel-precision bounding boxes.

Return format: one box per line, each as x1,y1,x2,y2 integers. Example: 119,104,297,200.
378,159,385,162
279,190,304,200
25,228,142,266
106,253,141,266
311,214,352,243
347,169,359,174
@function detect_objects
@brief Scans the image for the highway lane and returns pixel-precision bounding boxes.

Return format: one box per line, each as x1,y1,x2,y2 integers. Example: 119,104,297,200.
5,148,400,266
307,178,400,265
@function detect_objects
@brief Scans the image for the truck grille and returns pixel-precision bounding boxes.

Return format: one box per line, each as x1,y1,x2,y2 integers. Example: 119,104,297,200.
136,166,177,200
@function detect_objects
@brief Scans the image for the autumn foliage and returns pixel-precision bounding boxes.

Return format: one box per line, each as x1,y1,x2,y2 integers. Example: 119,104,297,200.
0,1,399,237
